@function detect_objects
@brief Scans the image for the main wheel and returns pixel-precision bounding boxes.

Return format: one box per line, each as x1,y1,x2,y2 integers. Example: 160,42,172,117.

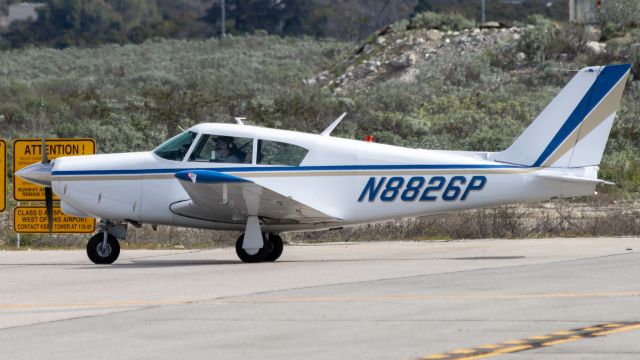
87,233,120,264
264,234,283,262
235,234,268,263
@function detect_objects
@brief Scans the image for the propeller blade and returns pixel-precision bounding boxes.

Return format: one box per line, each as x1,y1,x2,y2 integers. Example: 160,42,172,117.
44,186,54,239
41,138,49,164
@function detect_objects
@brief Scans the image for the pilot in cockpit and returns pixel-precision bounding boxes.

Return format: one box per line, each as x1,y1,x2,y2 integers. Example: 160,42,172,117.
215,136,245,163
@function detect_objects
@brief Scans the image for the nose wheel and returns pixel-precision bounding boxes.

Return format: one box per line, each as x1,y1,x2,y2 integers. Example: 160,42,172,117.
87,232,120,264
235,233,284,263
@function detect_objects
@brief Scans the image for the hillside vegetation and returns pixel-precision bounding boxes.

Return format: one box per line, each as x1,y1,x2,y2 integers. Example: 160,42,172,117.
2,12,640,193
2,10,640,247
0,36,348,152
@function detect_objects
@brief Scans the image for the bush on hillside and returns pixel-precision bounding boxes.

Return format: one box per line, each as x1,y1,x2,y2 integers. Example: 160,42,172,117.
597,0,640,36
408,11,475,32
517,15,558,62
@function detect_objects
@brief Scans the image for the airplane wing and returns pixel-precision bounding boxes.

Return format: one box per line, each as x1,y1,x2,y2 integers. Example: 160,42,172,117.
170,170,341,225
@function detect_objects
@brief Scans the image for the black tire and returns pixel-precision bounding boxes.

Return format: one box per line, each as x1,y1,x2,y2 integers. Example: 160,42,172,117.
264,234,283,262
87,233,120,264
235,234,268,263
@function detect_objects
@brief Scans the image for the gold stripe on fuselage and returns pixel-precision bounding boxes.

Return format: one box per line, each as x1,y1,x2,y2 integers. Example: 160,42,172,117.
54,168,538,181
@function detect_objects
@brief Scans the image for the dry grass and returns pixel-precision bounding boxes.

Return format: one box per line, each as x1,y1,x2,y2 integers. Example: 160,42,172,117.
1,196,640,249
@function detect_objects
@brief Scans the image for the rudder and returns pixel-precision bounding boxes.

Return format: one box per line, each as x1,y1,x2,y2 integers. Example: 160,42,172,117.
494,64,631,168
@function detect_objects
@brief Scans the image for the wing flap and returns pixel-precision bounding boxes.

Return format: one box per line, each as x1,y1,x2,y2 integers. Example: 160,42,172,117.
172,170,340,224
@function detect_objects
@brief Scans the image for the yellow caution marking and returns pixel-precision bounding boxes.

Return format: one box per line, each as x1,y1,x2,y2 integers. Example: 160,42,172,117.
604,323,624,328
528,335,551,340
551,330,576,335
541,335,582,347
450,349,476,354
591,324,640,336
454,345,534,360
418,322,640,360
582,327,601,331
502,339,525,344
493,345,534,354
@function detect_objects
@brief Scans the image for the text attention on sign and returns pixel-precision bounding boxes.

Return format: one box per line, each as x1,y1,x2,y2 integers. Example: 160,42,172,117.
13,139,95,201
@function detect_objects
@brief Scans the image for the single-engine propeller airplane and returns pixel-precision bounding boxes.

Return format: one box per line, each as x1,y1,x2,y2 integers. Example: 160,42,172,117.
16,64,631,264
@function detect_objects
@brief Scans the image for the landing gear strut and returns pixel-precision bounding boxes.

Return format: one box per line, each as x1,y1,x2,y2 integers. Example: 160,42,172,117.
235,233,284,263
87,220,127,264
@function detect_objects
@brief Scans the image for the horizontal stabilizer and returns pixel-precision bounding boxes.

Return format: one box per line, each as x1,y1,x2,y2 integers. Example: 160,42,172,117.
536,173,614,185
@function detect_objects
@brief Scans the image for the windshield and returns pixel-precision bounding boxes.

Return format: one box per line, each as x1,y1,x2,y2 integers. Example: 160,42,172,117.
153,131,197,161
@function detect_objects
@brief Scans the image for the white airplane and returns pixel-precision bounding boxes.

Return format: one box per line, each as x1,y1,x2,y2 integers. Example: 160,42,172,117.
16,64,631,264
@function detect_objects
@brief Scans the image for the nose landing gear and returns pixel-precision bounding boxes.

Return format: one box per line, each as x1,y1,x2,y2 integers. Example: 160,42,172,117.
87,220,127,264
87,232,120,264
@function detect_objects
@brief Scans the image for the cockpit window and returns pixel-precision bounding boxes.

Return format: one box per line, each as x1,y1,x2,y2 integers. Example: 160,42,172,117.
257,140,308,166
153,131,197,161
189,135,253,164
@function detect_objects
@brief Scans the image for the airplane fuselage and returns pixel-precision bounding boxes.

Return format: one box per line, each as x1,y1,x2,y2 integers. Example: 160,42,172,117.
50,123,596,233
15,65,630,264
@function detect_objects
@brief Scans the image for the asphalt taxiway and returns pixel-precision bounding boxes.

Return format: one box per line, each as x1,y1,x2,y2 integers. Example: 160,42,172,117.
1,238,640,359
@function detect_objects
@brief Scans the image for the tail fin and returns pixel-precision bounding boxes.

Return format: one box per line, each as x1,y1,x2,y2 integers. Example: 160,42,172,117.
495,64,631,168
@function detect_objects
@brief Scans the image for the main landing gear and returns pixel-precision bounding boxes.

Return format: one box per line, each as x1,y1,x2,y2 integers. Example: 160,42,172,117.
235,215,284,263
86,217,283,264
235,233,283,263
87,220,127,264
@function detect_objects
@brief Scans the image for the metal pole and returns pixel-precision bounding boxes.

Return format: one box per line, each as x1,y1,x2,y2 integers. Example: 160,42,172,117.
481,0,486,24
16,201,20,248
221,0,226,37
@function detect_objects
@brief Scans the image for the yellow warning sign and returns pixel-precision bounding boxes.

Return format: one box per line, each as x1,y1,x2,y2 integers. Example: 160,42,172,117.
0,140,5,212
13,139,95,201
13,206,96,233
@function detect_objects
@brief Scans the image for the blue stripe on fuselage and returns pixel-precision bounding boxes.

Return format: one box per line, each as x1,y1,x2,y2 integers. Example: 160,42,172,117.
52,164,524,176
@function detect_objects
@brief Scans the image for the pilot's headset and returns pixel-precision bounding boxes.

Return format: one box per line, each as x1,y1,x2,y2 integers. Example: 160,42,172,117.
219,136,235,150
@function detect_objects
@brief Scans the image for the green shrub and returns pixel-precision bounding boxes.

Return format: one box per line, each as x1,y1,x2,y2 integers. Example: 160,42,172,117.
408,11,475,32
390,19,410,33
517,15,558,61
597,0,640,34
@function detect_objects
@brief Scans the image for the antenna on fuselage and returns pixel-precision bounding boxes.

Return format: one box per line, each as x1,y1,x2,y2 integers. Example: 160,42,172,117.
234,117,246,125
320,112,347,136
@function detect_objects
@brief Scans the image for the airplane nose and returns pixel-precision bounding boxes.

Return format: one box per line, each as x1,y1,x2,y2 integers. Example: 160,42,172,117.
15,161,53,187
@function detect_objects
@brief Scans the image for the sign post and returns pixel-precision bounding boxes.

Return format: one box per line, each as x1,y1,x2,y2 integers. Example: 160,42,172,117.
0,140,5,212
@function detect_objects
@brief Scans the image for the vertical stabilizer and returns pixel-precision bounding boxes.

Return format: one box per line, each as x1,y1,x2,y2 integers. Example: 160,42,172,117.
494,64,631,168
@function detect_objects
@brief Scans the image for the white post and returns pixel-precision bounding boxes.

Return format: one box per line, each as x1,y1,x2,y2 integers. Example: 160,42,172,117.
220,0,226,37
16,201,20,248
